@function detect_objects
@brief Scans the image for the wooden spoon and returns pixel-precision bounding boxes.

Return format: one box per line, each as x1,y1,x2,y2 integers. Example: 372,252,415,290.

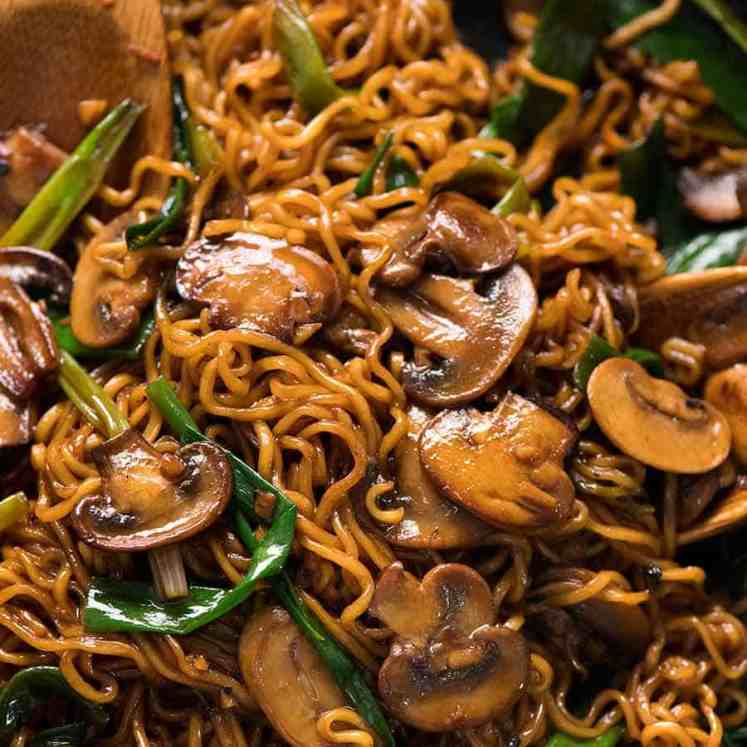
0,0,171,185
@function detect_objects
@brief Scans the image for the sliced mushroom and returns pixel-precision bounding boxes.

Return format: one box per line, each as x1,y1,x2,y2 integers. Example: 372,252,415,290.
535,568,651,657
0,126,66,233
587,358,731,474
0,389,34,448
377,267,537,407
370,563,528,732
678,476,747,545
637,268,747,369
679,167,747,223
0,277,58,400
382,406,495,549
72,429,232,551
419,393,577,529
175,232,341,342
705,364,747,468
357,192,517,287
70,211,159,348
677,462,736,530
239,606,374,747
0,246,72,304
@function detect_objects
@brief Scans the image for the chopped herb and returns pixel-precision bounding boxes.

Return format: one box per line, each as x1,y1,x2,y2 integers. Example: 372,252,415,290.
355,132,394,198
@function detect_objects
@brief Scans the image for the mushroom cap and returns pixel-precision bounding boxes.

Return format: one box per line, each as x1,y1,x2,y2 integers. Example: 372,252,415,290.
537,568,651,656
70,211,159,348
239,606,373,747
637,267,747,369
72,429,232,551
587,358,731,474
0,246,72,305
678,476,747,545
0,0,171,189
361,192,517,287
419,394,577,529
377,266,537,407
383,406,495,550
370,563,528,732
679,167,747,223
175,232,341,342
0,277,58,400
705,364,747,468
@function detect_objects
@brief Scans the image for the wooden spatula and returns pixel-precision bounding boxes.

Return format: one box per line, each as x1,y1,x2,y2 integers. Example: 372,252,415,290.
0,0,171,183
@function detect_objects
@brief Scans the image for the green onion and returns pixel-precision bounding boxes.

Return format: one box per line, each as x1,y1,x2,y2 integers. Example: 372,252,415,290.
386,155,419,191
233,512,395,747
82,377,297,634
493,176,531,217
354,132,394,198
725,725,747,747
688,0,747,55
126,79,194,250
438,156,520,204
58,351,129,439
0,100,142,252
272,0,345,116
0,667,108,744
546,726,625,747
573,335,665,391
0,492,29,532
52,311,155,360
187,120,224,178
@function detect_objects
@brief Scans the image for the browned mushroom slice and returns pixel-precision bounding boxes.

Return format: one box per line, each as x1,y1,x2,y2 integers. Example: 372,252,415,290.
377,267,537,407
358,192,517,287
0,127,66,233
637,268,747,369
705,365,747,468
0,247,72,304
678,477,747,544
536,568,651,657
0,277,58,399
383,406,495,549
587,358,731,474
70,211,159,348
0,389,34,448
679,167,747,223
419,394,576,529
677,463,736,530
239,606,375,747
175,232,341,342
369,563,528,732
72,429,232,551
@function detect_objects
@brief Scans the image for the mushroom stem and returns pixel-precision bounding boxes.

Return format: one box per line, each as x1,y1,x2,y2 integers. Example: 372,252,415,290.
59,354,190,597
149,544,189,601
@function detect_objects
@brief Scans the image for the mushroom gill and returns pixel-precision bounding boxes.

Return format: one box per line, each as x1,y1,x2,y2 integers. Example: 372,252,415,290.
419,393,577,529
369,562,529,732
